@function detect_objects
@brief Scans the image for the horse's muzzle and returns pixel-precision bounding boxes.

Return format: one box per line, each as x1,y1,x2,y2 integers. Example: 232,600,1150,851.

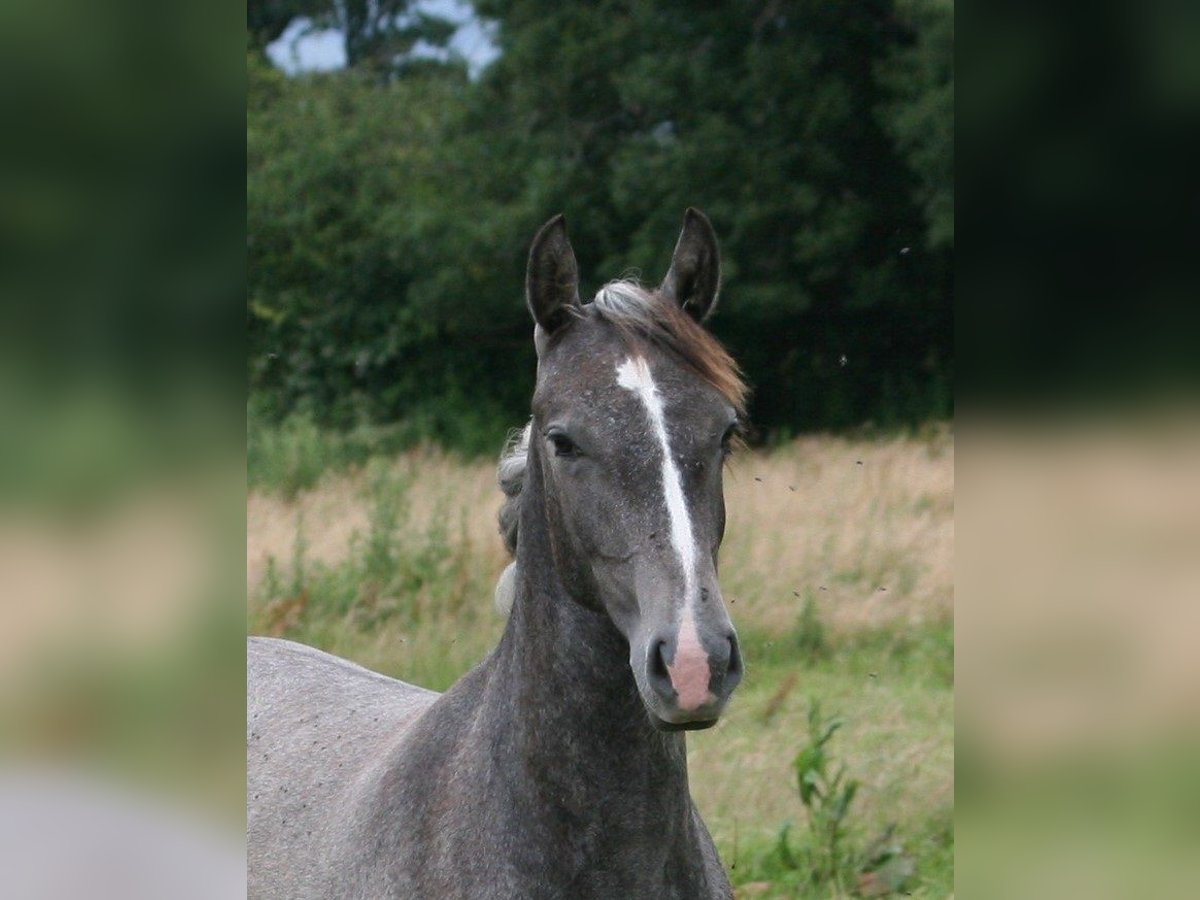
642,627,743,728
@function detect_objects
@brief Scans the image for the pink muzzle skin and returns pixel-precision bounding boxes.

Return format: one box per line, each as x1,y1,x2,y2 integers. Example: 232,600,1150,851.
665,618,715,711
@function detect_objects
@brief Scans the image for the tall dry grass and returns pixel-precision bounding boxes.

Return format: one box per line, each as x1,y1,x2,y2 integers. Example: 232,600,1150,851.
722,429,953,637
248,449,507,601
248,429,954,641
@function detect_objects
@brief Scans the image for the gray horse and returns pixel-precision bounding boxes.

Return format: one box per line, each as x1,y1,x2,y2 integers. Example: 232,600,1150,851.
248,209,748,899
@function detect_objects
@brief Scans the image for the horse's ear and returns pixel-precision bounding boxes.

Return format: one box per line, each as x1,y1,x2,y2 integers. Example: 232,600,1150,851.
660,208,721,323
526,214,580,337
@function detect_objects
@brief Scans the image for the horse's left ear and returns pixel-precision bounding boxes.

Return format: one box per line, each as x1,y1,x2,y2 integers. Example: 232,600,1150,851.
660,208,721,323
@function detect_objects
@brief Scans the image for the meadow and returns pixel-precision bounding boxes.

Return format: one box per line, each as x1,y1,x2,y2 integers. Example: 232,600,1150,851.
247,426,954,898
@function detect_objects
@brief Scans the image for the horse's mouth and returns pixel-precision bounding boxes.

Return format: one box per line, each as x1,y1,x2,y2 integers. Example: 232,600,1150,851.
636,670,731,733
649,712,720,732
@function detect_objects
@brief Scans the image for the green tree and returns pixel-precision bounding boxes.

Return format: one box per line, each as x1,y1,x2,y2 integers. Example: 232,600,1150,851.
248,1,954,450
333,0,458,73
248,0,459,76
248,0,322,53
248,51,538,449
473,0,952,432
879,0,954,252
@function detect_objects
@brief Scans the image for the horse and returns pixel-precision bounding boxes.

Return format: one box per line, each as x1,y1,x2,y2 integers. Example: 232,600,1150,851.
248,209,749,899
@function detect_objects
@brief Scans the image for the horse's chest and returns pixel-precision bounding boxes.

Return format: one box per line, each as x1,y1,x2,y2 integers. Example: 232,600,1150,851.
503,819,723,900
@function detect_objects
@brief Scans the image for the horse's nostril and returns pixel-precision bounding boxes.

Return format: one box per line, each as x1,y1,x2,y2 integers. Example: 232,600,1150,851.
651,639,670,681
727,636,743,677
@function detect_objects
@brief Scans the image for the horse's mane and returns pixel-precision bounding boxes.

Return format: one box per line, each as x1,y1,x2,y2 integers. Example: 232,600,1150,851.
497,422,530,558
493,422,529,615
493,280,746,616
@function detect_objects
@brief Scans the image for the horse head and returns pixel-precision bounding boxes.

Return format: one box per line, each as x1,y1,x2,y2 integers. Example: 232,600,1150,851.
523,209,746,730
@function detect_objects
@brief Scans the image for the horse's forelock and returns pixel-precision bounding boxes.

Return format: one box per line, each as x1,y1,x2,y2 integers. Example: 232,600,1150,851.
591,279,748,417
495,283,746,597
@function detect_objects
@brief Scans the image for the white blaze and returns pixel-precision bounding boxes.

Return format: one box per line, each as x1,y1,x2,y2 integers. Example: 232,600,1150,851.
617,355,714,710
616,356,697,600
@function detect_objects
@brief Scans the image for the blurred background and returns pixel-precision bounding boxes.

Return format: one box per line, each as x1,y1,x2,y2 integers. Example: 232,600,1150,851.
0,0,245,895
957,2,1200,897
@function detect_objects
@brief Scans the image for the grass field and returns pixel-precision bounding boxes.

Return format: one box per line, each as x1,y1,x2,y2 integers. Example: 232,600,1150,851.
247,428,954,898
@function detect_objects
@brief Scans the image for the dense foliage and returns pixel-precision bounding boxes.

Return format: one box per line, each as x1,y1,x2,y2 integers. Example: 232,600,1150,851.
248,0,953,452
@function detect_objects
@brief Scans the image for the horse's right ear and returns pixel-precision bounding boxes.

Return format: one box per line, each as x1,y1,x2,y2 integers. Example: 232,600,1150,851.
660,208,721,323
526,214,580,338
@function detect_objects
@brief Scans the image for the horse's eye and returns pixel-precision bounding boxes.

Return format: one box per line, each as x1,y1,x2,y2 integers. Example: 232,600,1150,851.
548,432,579,458
721,422,740,457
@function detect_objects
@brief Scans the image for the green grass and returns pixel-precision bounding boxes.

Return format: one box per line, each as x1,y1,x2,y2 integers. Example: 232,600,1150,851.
692,630,953,899
714,682,952,898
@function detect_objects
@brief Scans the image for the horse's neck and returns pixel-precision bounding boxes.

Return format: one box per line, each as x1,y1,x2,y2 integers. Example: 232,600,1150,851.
483,460,695,849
